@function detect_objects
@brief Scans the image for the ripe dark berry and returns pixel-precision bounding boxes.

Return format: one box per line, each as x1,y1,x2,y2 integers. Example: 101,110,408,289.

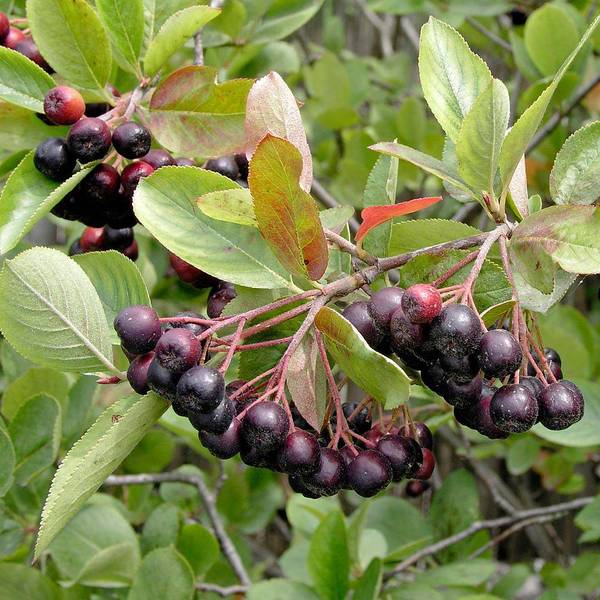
414,448,435,480
430,304,483,357
165,311,208,337
235,154,249,179
547,360,563,381
123,240,139,261
14,38,52,72
80,227,105,252
444,374,483,408
199,418,241,458
85,102,111,117
176,366,224,414
189,396,235,434
43,86,85,125
561,380,584,404
207,281,236,317
363,426,384,446
490,384,538,433
3,27,25,49
78,163,120,215
240,443,280,470
368,287,404,330
52,193,84,221
478,329,522,379
127,352,154,395
143,149,175,169
439,353,479,383
154,328,201,374
389,305,428,355
121,161,155,198
528,348,563,376
68,239,84,256
347,449,392,497
205,156,239,180
302,448,346,496
288,473,320,498
421,363,448,397
111,122,151,159
519,376,544,400
34,138,75,181
402,284,442,324
343,301,384,349
175,157,195,167
406,480,430,497
377,435,423,481
538,382,584,430
241,402,289,453
280,430,321,475
458,384,508,439
169,253,217,287
509,9,528,25
114,305,162,355
341,402,371,434
147,357,180,402
544,347,562,366
0,13,9,41
401,422,433,450
395,347,428,370
67,117,112,162
103,226,134,250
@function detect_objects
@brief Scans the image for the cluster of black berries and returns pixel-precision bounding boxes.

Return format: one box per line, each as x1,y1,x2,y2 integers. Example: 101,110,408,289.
204,154,249,188
68,225,138,261
0,14,51,71
343,284,584,438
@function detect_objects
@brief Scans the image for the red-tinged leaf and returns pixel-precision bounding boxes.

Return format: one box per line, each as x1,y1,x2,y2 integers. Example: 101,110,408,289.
245,71,312,192
249,135,328,281
146,65,253,157
356,197,443,241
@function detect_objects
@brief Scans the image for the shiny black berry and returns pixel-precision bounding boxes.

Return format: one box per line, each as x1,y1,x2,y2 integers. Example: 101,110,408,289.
490,384,538,433
189,396,235,434
478,329,522,379
368,287,404,330
114,305,162,355
342,301,383,349
143,149,176,169
279,430,321,475
347,449,392,497
302,448,346,496
414,448,435,480
127,352,154,395
67,117,112,162
112,122,151,159
103,226,133,250
342,402,371,434
154,328,201,374
121,161,154,198
34,138,76,181
401,422,433,450
377,434,423,481
147,357,180,402
288,473,320,498
164,311,208,337
241,402,289,453
430,304,482,358
444,374,483,408
205,156,239,180
439,353,479,383
199,418,241,459
538,382,584,430
176,366,225,414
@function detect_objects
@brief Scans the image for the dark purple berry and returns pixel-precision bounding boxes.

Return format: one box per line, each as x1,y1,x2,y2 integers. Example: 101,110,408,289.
77,163,120,215
112,122,151,159
241,402,289,452
239,442,281,470
401,284,442,324
439,353,479,383
389,305,428,355
490,384,538,433
14,38,52,72
377,434,423,481
444,374,483,408
421,363,448,397
67,117,112,162
478,329,522,379
288,473,320,498
347,449,392,497
368,287,404,330
547,360,563,381
175,157,196,167
342,402,371,434
406,480,430,497
85,102,111,117
207,281,237,317
127,352,154,394
114,305,161,355
342,301,383,349
430,304,483,358
538,382,584,430
235,153,249,179
205,156,239,180
103,226,133,250
121,161,154,197
401,422,433,450
164,311,208,337
147,357,180,402
154,328,201,374
123,240,139,261
302,448,346,496
414,448,435,480
189,396,235,434
280,430,321,475
519,376,544,400
176,366,225,414
44,86,85,125
143,149,176,169
199,418,241,458
34,138,75,181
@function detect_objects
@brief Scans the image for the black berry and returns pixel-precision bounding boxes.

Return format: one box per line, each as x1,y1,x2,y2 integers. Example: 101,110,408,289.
368,287,404,330
430,304,483,357
205,156,239,180
519,376,544,400
478,329,522,379
121,159,154,196
302,448,346,496
288,473,320,498
279,430,321,475
189,396,235,434
343,301,383,349
127,352,154,395
67,117,112,162
490,384,538,433
34,138,75,181
421,363,448,397
199,418,241,458
401,422,433,450
176,366,225,414
241,402,289,452
165,311,208,337
44,86,85,125
114,305,162,355
154,328,201,374
444,374,483,408
377,434,423,481
414,448,435,480
14,38,52,72
147,357,181,402
389,305,428,355
538,382,584,430
143,149,176,169
439,353,479,383
342,402,371,434
347,449,392,497
112,122,151,159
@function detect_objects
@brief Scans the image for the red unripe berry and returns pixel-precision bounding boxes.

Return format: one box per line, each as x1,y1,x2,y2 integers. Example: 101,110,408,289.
3,27,25,49
123,240,139,261
401,284,442,324
169,253,204,284
405,480,430,497
0,13,9,41
414,447,435,480
44,86,85,125
80,227,105,252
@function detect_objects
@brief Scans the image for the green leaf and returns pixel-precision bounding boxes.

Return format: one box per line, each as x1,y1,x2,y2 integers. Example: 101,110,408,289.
141,503,180,553
197,188,257,227
370,142,474,197
550,123,600,206
96,0,144,75
315,306,411,409
524,3,581,77
389,219,481,255
34,393,169,559
416,559,497,587
418,16,492,142
142,0,198,51
176,523,218,576
2,366,70,420
456,79,509,194
0,564,62,600
575,496,600,543
480,299,515,327
146,65,252,157
499,14,600,193
62,374,96,446
247,579,320,600
9,394,61,485
73,251,150,338
0,152,95,254
26,0,112,91
249,135,328,280
507,437,540,475
0,46,54,111
143,6,220,76
0,420,15,496
0,248,114,373
353,558,383,600
48,503,140,587
128,546,194,600
133,166,295,290
308,511,349,600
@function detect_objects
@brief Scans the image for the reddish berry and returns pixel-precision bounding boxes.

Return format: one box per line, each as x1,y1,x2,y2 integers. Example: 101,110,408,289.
127,352,154,395
14,38,52,72
121,161,154,197
43,86,85,125
414,448,435,480
0,13,9,41
401,284,442,324
3,27,25,49
80,227,105,252
405,480,430,497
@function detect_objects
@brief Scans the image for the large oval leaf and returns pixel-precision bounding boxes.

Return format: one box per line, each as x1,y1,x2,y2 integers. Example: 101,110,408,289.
26,0,112,91
315,306,411,409
0,248,114,373
133,166,294,290
0,46,54,111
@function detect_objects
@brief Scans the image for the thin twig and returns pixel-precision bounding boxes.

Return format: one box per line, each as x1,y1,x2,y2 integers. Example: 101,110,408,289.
466,17,512,52
325,229,377,265
195,583,249,596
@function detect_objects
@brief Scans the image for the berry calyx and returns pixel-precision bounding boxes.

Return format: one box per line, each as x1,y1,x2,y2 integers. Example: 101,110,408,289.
279,430,321,475
67,117,112,162
538,382,584,430
127,352,154,395
368,287,404,330
154,328,201,374
478,329,522,379
241,402,289,453
189,397,235,434
347,449,392,497
114,305,162,355
490,384,538,433
34,138,75,181
430,304,483,357
401,284,442,324
43,86,85,125
302,448,346,496
176,366,225,414
342,301,383,349
376,434,423,481
111,122,151,159
199,418,241,459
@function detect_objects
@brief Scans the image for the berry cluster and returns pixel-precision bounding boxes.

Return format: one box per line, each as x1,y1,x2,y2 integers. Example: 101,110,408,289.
343,285,584,437
114,304,435,499
0,15,51,71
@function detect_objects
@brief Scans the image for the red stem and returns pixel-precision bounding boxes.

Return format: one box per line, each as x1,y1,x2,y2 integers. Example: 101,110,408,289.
432,250,479,287
218,319,245,374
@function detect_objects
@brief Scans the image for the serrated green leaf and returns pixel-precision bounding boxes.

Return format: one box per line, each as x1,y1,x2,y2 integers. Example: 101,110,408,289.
480,300,515,327
0,151,95,254
197,188,257,227
34,393,169,559
0,46,54,112
0,248,114,373
515,268,576,314
133,166,295,290
550,123,600,206
389,219,481,255
315,306,411,409
142,0,197,51
418,17,492,142
26,0,112,91
143,6,220,76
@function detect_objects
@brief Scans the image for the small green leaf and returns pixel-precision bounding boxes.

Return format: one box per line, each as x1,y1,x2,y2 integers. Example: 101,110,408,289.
0,564,62,600
0,419,15,496
308,511,349,600
353,558,383,600
480,300,515,327
197,188,257,227
34,393,169,559
141,503,180,553
0,152,95,254
249,135,328,280
247,579,320,600
550,123,600,206
507,437,540,475
0,46,54,111
26,0,112,91
143,6,220,76
415,559,496,587
418,17,492,142
128,546,194,600
0,248,114,373
176,523,218,576
142,0,199,51
315,306,411,409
